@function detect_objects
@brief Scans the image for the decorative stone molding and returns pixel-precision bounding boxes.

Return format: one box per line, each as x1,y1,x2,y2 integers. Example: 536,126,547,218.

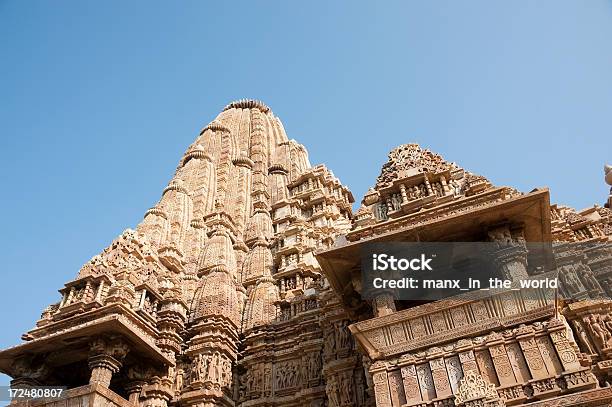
454,370,503,407
349,288,555,359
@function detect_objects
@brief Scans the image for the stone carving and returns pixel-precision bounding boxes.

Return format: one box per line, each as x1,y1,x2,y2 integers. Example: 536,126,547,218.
453,371,501,406
189,352,232,388
375,144,456,190
274,360,301,390
584,314,612,349
561,268,585,294
336,320,353,350
174,368,184,393
446,355,464,392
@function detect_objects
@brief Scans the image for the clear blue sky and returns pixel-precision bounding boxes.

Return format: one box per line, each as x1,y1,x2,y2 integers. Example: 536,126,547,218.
1,1,611,385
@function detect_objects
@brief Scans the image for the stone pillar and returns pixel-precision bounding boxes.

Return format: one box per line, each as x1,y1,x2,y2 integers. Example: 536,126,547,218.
440,176,450,194
142,377,175,407
475,349,499,387
399,184,408,203
516,329,548,380
398,356,422,405
505,342,531,383
416,363,436,401
424,179,433,196
362,356,376,407
547,319,582,372
486,335,517,387
488,225,529,281
387,368,406,407
125,365,151,406
125,380,145,405
428,356,452,399
456,342,478,374
372,293,396,317
88,337,129,387
370,362,392,407
10,377,39,389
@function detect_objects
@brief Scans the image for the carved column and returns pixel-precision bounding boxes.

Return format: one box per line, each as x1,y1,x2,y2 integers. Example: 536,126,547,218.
428,356,452,399
505,341,531,384
416,363,436,402
456,341,478,374
372,293,396,317
399,184,408,204
516,328,548,380
547,319,582,372
370,362,392,407
361,356,376,407
88,337,129,388
486,335,517,387
398,356,422,405
440,176,450,194
488,225,529,281
387,367,406,407
321,295,367,407
125,380,146,405
424,179,433,196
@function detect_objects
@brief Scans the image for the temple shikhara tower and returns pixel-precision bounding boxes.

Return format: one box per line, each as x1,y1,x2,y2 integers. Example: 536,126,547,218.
0,100,611,407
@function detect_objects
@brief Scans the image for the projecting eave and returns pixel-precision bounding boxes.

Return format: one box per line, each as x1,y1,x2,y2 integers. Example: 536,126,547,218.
0,304,173,378
316,187,552,300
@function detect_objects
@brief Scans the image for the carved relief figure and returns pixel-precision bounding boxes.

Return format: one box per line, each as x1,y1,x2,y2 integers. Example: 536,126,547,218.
325,329,337,357
390,193,402,211
585,314,611,349
577,265,600,291
327,376,340,407
174,368,184,393
573,320,596,355
561,269,583,294
340,372,354,404
263,365,271,395
336,320,352,350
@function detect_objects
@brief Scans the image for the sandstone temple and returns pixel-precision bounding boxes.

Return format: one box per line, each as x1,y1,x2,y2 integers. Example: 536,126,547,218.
1,100,611,407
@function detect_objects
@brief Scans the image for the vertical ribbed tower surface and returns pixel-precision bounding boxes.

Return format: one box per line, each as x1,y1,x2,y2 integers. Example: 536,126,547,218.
0,99,356,407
